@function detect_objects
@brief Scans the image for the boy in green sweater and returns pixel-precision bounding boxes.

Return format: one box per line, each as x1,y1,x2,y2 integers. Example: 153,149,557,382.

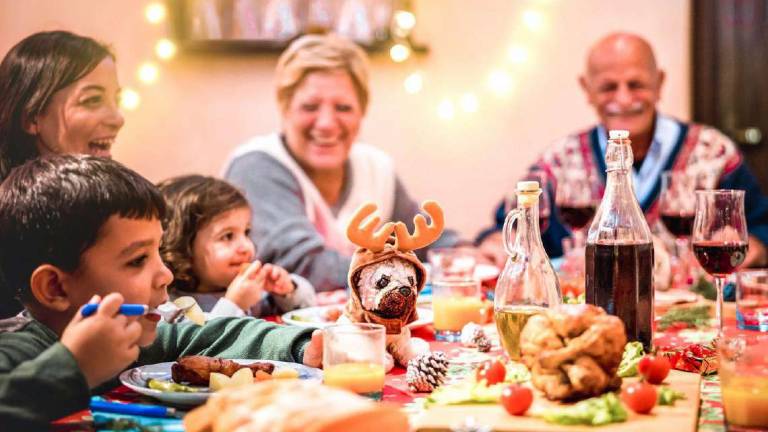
0,155,323,430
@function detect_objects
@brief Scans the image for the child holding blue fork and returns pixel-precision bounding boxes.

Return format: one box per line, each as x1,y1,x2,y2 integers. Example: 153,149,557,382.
0,156,323,430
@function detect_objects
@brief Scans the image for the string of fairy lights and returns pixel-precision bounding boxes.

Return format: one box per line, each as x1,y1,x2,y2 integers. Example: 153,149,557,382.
123,2,547,120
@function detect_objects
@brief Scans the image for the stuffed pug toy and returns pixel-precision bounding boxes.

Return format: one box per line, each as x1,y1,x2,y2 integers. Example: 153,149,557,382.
340,201,444,371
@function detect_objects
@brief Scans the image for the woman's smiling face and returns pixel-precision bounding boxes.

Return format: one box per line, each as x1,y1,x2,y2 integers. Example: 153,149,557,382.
30,57,125,158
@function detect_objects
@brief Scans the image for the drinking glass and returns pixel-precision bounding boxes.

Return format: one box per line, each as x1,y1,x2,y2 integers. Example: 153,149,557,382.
659,171,697,287
692,190,748,333
508,169,551,233
719,329,768,430
431,279,483,341
556,173,599,248
736,269,768,331
323,323,386,399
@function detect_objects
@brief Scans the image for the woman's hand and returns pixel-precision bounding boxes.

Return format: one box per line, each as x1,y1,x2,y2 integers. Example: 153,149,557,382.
225,261,266,311
61,293,142,388
261,264,295,296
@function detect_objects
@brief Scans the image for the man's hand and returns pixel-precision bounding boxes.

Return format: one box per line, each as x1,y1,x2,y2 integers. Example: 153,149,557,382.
744,235,768,268
61,293,142,388
302,330,323,368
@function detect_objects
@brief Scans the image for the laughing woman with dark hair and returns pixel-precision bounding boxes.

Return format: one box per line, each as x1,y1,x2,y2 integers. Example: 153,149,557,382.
0,30,125,318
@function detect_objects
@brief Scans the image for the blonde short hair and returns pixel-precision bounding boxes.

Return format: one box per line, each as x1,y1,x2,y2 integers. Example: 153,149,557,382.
275,34,370,113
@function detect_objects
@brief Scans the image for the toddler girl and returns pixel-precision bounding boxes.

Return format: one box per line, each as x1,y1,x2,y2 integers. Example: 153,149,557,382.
159,175,315,318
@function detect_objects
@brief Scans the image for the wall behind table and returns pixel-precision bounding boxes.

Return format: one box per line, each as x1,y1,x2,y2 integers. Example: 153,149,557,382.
0,0,690,238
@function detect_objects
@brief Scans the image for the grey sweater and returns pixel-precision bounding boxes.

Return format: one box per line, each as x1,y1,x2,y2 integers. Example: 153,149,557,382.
224,144,460,292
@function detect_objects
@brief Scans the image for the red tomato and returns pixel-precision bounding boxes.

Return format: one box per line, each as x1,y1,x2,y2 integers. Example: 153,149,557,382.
621,381,657,414
475,358,506,385
500,384,533,415
638,355,671,384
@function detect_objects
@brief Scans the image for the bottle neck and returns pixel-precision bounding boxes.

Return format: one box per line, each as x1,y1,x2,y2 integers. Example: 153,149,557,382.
515,199,545,251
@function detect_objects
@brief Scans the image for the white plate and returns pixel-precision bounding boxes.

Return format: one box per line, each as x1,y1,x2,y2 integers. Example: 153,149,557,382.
282,306,433,329
119,359,321,406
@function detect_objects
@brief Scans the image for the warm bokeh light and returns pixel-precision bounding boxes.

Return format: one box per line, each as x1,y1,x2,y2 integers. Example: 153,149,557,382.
145,2,167,24
394,10,416,31
522,10,545,31
507,45,528,64
155,39,177,60
120,88,141,110
437,98,455,120
404,71,423,94
390,43,411,63
460,93,479,113
138,62,159,84
487,69,513,95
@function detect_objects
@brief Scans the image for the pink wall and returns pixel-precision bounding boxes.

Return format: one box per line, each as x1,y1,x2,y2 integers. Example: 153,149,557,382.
0,0,690,238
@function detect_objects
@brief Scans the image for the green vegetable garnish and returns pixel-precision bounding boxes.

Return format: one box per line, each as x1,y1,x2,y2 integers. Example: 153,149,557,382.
657,305,711,330
147,378,201,393
425,362,530,406
539,392,628,426
617,341,645,377
690,276,716,300
563,293,586,304
657,386,686,406
289,314,310,322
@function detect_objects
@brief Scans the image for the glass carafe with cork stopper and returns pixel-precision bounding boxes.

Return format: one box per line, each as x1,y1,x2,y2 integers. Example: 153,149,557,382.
585,129,654,351
494,181,562,360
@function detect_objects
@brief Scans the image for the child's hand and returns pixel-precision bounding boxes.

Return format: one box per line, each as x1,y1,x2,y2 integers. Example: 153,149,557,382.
261,264,294,296
303,330,323,368
61,293,142,388
225,261,266,311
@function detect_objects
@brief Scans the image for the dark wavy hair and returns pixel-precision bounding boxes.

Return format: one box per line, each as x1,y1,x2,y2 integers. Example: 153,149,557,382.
0,30,113,182
158,175,250,293
0,155,165,316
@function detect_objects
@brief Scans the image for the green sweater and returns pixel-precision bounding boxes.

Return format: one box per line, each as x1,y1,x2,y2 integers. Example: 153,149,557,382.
0,315,314,430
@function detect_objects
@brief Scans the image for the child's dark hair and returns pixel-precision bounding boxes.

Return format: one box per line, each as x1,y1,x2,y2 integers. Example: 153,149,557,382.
158,175,250,292
0,155,166,305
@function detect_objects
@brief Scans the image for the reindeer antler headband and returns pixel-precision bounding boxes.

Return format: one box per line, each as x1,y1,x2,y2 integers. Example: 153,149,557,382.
347,201,445,252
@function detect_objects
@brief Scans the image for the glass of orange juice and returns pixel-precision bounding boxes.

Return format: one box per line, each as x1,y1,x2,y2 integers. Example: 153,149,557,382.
323,323,386,400
432,279,484,341
719,329,768,430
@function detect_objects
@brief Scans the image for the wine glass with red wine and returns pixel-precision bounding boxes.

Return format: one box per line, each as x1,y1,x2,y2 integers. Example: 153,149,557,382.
692,189,748,332
556,176,598,248
659,171,697,287
508,169,551,233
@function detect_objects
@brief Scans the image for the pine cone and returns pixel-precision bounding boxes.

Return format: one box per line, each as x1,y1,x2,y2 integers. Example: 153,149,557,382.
406,351,449,392
461,323,491,352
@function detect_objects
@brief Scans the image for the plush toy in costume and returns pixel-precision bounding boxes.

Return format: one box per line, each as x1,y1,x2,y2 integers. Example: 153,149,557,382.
342,201,444,371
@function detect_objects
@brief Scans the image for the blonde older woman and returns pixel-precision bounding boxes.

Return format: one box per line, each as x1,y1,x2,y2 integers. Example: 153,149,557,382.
224,34,459,292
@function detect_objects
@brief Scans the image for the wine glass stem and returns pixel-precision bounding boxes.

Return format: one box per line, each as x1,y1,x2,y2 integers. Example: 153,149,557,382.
573,230,585,249
715,276,725,334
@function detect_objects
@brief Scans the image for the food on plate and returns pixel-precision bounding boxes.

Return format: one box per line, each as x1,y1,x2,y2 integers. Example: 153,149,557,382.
638,355,671,384
500,384,533,416
272,368,300,379
184,380,409,432
425,362,531,406
621,381,657,414
539,392,627,426
520,304,627,401
475,358,506,386
172,356,275,385
147,378,201,393
617,341,645,377
323,306,343,321
209,368,254,391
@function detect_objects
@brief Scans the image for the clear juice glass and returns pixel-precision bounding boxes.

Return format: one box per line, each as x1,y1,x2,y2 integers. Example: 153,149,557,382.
719,329,768,430
323,323,386,399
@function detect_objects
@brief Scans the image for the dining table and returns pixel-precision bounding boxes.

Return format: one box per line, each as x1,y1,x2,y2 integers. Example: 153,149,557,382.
51,289,734,432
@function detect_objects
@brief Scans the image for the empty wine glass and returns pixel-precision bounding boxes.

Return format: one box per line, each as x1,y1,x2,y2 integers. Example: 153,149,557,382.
692,189,749,333
659,171,697,287
507,169,551,233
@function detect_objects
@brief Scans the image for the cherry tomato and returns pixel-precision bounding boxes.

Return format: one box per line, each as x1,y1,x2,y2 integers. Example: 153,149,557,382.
638,355,671,384
475,358,506,385
621,381,657,414
500,384,533,415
